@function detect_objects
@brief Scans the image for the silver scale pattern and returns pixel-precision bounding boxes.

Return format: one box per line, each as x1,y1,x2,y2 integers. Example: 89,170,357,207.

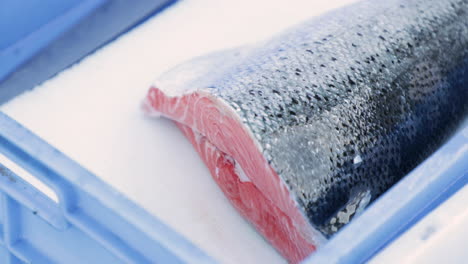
202,0,468,235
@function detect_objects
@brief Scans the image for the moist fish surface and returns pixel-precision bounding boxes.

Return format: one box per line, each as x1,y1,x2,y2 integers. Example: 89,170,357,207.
144,0,468,262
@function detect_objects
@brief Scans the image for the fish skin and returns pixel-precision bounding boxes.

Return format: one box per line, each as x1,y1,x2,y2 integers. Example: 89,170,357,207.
152,0,468,238
195,0,468,235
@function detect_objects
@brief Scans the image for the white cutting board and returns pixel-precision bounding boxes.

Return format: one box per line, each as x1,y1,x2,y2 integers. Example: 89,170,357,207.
1,1,357,263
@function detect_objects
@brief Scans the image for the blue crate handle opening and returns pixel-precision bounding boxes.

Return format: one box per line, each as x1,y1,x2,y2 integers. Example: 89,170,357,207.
0,112,215,264
0,161,66,230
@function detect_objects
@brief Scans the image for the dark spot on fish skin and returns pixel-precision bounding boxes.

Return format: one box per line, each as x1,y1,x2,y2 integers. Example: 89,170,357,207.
306,49,314,54
320,64,326,68
272,90,280,95
291,98,299,105
357,32,363,37
379,35,386,41
331,57,337,61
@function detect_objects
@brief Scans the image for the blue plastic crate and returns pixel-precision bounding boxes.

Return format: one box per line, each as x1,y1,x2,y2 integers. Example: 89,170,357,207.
0,112,215,263
0,0,176,104
0,1,467,263
0,110,465,264
0,0,216,263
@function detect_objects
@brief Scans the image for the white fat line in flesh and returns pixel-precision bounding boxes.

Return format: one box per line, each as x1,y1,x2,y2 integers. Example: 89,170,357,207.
182,99,190,123
193,130,204,145
190,95,207,132
235,162,252,183
176,96,190,124
203,137,211,164
169,95,181,115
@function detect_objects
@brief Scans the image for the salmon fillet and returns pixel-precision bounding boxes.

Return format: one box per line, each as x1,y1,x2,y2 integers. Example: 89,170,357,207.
144,0,468,262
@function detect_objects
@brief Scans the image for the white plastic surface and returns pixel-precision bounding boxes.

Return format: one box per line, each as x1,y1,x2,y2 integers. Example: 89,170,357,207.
1,1,357,263
370,184,468,264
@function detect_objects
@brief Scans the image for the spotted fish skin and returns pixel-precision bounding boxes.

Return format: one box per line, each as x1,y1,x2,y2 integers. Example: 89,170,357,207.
146,0,468,260
204,0,468,235
198,0,468,234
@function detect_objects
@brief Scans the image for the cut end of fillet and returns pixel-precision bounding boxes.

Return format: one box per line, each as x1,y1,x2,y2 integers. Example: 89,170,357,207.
145,86,324,263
